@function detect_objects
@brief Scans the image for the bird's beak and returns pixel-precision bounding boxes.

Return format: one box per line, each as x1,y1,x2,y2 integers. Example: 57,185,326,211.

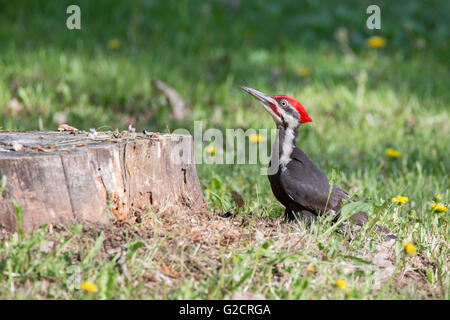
240,86,282,124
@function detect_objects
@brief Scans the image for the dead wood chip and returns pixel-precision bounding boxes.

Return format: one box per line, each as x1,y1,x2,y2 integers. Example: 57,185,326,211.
32,144,56,152
230,292,266,300
231,190,245,208
33,145,46,152
152,80,186,120
128,124,136,133
88,128,98,139
143,130,159,138
10,141,23,151
58,123,79,133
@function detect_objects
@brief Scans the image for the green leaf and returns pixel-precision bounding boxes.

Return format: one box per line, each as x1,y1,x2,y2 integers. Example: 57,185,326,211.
0,176,6,197
323,201,371,236
232,270,252,290
425,269,433,284
126,241,146,259
343,255,373,265
68,224,83,234
366,200,390,235
340,201,371,220
83,231,104,264
11,198,23,237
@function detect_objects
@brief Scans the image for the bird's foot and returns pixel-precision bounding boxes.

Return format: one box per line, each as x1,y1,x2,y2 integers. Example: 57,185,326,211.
284,209,317,225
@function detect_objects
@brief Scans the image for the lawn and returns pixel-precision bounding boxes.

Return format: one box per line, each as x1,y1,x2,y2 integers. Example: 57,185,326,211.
0,0,448,299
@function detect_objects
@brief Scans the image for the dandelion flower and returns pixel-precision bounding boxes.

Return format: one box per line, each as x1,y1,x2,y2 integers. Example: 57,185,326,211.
402,241,416,254
335,279,347,290
205,146,216,155
298,67,311,77
435,194,443,200
366,36,386,48
307,266,314,273
392,196,408,204
81,282,98,293
385,148,402,157
107,39,121,51
249,133,266,143
432,202,448,213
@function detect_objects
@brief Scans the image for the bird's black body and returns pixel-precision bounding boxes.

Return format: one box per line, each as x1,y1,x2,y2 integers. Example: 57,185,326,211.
268,126,365,223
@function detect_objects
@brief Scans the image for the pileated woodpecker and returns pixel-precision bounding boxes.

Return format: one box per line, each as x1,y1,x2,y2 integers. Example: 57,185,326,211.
241,86,394,238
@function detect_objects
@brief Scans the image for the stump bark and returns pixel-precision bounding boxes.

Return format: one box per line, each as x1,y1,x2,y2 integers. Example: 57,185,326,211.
0,131,207,231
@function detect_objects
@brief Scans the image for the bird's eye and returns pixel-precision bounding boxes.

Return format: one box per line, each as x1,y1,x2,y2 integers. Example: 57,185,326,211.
281,100,287,107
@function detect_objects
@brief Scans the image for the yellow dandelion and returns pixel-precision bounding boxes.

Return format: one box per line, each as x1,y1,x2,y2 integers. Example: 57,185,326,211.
432,202,448,213
306,266,314,273
402,241,416,254
205,145,216,155
249,133,266,144
298,67,311,77
435,194,443,200
385,148,402,157
392,195,408,204
81,282,98,293
107,39,121,51
366,36,386,48
335,279,347,290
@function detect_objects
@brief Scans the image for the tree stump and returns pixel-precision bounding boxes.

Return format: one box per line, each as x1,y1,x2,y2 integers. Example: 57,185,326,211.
0,131,207,231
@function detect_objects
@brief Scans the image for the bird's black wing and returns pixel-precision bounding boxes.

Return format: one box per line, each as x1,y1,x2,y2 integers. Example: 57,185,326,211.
280,147,396,238
279,147,348,215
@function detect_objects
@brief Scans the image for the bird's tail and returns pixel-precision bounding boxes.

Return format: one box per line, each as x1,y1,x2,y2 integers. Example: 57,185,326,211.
347,211,397,240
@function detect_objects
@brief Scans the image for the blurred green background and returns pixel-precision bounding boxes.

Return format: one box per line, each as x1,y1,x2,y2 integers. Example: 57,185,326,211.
0,0,448,214
0,0,449,300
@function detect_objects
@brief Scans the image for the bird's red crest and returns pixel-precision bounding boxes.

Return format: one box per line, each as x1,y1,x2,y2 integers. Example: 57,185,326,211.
272,95,312,123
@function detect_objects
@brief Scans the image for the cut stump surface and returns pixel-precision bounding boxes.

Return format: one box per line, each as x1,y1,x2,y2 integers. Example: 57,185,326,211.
0,131,207,231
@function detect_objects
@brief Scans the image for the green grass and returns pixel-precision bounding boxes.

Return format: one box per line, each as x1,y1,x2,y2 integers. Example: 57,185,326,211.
0,0,448,299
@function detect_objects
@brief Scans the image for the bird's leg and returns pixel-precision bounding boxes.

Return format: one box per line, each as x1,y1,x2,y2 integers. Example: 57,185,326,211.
285,207,317,225
283,208,295,222
298,210,318,225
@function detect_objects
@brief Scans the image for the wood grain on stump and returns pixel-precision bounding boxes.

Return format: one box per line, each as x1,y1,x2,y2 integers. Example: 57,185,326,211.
0,131,207,231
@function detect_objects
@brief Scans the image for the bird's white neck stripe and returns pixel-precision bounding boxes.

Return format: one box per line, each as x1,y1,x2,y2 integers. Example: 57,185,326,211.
280,127,295,169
